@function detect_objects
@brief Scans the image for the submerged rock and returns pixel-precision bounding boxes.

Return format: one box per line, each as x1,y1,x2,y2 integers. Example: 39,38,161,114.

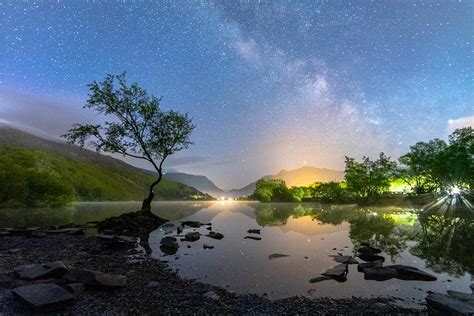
321,264,348,282
15,261,68,280
269,254,290,260
247,229,261,234
386,265,437,281
177,225,184,234
181,221,202,228
184,232,200,242
203,244,214,249
207,231,224,240
357,261,383,272
308,276,332,283
426,290,474,315
363,267,398,281
63,269,127,288
244,236,261,241
332,255,358,264
160,236,179,255
11,283,74,310
64,283,84,298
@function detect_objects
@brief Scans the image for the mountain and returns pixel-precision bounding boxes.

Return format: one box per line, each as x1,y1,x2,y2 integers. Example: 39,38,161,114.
0,126,211,206
227,182,256,198
164,172,226,198
273,166,344,187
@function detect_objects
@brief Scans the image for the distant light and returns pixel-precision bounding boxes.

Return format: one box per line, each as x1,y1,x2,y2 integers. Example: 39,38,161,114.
449,186,461,195
220,196,226,201
228,197,233,201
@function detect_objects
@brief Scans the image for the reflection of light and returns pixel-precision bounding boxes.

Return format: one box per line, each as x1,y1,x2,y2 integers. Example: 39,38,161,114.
449,186,461,195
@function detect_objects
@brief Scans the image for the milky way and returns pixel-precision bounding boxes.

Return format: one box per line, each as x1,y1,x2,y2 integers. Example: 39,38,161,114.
1,1,472,189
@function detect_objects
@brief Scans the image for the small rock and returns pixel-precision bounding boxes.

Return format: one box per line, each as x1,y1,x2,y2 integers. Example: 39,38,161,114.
244,236,261,241
332,255,358,264
203,244,214,249
309,276,332,283
206,227,212,231
15,261,68,280
203,290,219,300
247,229,261,234
184,232,200,242
160,236,179,250
11,283,74,310
363,267,398,281
269,253,289,260
147,281,161,288
162,223,174,228
207,232,224,240
358,253,385,262
177,225,184,234
181,221,202,228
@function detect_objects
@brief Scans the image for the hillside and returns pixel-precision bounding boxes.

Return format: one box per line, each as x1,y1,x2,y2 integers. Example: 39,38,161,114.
164,172,225,198
273,166,344,187
0,145,210,207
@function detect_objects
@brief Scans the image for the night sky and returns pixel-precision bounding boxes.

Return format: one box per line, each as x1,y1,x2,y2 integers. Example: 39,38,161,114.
1,1,473,189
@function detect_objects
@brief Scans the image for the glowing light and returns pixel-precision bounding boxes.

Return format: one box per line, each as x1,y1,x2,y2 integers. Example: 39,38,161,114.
449,186,461,195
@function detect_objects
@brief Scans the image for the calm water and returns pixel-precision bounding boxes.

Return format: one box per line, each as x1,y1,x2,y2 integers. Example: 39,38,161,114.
1,201,473,306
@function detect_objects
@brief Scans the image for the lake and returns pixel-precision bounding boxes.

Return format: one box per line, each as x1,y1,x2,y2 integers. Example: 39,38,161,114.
1,201,472,307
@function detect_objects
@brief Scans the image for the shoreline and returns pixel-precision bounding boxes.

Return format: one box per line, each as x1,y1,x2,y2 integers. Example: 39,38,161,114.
0,232,426,315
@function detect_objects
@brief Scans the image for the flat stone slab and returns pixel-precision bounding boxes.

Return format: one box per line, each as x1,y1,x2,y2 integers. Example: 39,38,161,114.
386,265,437,281
309,276,332,283
358,246,381,255
63,269,127,288
426,291,474,315
12,283,74,310
358,253,385,262
357,261,383,272
207,232,224,240
184,232,200,242
15,261,68,280
247,229,261,234
321,264,348,282
244,236,261,241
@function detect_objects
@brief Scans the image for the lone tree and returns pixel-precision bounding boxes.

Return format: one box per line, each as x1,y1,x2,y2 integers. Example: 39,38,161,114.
63,73,195,214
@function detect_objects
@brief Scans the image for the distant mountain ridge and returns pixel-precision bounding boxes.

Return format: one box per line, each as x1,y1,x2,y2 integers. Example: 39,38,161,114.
163,172,226,199
273,166,344,187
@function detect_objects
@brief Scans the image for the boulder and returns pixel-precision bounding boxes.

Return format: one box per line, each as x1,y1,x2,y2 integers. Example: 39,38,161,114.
269,254,290,260
207,232,224,240
160,236,179,255
358,253,385,262
308,276,332,283
386,265,437,281
15,261,68,280
332,255,358,264
11,283,74,310
358,246,381,255
426,291,474,315
244,236,261,241
363,267,398,281
63,269,127,288
247,229,261,234
177,225,184,234
321,264,348,282
184,232,200,242
357,260,383,272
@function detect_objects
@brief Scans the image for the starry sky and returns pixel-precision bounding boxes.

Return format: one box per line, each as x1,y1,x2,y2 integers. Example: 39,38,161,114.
1,1,473,189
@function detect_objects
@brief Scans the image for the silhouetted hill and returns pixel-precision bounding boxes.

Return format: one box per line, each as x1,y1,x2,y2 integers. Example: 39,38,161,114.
164,172,225,198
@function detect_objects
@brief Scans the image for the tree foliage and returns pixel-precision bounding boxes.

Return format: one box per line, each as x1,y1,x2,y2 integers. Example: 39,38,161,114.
62,73,195,211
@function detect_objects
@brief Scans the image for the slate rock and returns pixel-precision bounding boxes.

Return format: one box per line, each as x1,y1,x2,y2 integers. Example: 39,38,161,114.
386,265,437,281
357,260,383,272
64,283,84,298
269,253,290,260
160,236,179,249
321,264,348,282
207,231,224,240
184,232,200,242
358,253,385,262
203,244,214,249
63,269,127,288
332,255,358,264
177,225,184,234
12,283,74,310
181,221,202,228
15,261,68,280
44,228,84,235
363,267,398,281
426,291,474,315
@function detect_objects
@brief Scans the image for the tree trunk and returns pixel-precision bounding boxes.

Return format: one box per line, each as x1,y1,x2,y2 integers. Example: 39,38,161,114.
141,173,162,214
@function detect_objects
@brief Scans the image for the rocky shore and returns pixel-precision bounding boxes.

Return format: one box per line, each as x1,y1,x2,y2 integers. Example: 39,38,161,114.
0,214,465,315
